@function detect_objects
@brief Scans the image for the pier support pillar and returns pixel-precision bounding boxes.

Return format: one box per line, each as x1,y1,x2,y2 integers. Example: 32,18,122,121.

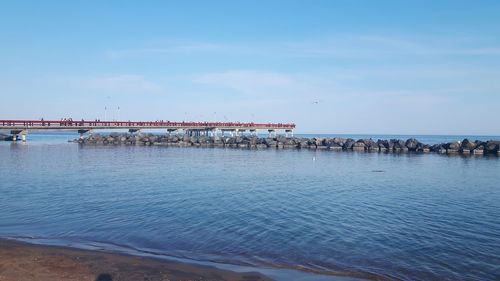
268,129,276,138
10,130,23,142
212,128,219,137
78,129,90,139
130,128,143,137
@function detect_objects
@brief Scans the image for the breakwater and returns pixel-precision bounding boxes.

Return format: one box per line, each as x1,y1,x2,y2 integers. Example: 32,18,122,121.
75,133,500,155
0,134,14,141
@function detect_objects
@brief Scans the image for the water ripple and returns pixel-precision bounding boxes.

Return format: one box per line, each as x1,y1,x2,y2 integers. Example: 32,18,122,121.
1,143,499,281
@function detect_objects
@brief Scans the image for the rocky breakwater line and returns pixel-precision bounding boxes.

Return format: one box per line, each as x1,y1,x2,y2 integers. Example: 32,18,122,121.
0,133,15,141
74,133,500,156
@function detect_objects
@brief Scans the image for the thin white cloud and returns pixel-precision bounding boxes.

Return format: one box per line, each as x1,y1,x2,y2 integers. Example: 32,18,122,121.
105,35,500,60
445,47,500,55
85,75,162,93
105,43,225,59
282,35,500,58
194,70,295,96
191,68,483,101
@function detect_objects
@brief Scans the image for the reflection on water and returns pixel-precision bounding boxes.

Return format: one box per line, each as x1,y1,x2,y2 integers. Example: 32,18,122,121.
1,135,499,280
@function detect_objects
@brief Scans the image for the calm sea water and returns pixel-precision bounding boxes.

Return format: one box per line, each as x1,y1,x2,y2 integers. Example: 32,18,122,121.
1,133,499,281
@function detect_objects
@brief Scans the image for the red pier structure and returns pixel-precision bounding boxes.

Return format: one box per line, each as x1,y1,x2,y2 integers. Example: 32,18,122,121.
0,119,296,141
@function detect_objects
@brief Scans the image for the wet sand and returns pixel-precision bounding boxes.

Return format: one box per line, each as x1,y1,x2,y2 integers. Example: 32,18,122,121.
0,239,273,281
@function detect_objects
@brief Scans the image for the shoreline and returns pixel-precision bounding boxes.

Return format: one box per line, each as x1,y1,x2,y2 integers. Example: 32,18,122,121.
0,238,272,281
0,238,372,281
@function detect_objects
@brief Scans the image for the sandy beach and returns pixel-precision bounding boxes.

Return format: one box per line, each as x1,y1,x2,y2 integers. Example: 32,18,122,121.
0,239,273,281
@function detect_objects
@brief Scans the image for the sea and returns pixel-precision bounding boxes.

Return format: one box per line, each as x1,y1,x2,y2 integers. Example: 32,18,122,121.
0,132,499,281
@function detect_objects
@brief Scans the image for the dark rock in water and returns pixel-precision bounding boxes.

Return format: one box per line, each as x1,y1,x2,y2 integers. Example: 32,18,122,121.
333,137,346,146
343,139,355,149
323,138,333,147
430,144,441,152
0,134,14,141
405,138,419,151
299,141,309,148
353,141,366,151
461,149,471,154
377,139,389,149
363,138,376,147
485,141,499,154
431,144,446,154
357,139,375,151
378,140,388,152
329,143,343,151
391,139,406,151
473,146,484,155
268,140,278,147
446,141,461,150
461,139,476,150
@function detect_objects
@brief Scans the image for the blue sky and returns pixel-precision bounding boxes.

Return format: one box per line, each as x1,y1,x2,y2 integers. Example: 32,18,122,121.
1,0,499,134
